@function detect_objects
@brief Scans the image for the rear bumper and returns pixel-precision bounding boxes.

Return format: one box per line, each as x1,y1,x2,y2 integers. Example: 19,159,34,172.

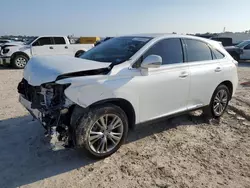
0,56,11,65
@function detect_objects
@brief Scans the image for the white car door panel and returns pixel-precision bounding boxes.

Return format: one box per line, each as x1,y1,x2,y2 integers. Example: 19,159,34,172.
52,37,71,56
31,37,55,56
138,64,190,122
184,39,224,109
133,38,190,122
187,60,222,108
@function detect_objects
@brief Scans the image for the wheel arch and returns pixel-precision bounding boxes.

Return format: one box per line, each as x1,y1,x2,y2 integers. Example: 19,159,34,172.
89,98,136,129
11,51,30,62
75,50,85,57
217,80,233,100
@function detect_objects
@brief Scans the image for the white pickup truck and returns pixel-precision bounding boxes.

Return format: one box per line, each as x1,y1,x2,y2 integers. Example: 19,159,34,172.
0,36,94,68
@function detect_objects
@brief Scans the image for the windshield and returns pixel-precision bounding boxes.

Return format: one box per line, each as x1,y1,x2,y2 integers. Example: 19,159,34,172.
24,37,38,45
80,36,152,65
236,41,250,48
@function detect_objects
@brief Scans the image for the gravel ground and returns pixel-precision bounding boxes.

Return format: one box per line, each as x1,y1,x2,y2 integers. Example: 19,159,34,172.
0,63,249,188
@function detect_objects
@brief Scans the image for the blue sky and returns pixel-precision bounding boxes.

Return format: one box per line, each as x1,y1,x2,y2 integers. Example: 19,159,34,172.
1,0,250,36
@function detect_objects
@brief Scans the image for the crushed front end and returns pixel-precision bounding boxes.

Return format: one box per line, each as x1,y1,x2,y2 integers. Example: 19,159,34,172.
17,78,75,150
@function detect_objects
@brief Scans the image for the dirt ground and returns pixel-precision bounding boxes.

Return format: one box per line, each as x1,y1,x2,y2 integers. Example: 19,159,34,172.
0,63,250,188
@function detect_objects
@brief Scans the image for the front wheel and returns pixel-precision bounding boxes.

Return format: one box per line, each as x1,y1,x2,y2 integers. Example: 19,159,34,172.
204,84,230,118
75,104,128,158
12,55,29,69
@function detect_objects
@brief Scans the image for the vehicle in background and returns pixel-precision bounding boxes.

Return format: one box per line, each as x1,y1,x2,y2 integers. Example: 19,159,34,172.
18,34,238,158
94,37,113,46
210,37,233,47
0,36,94,69
224,40,250,61
0,39,12,46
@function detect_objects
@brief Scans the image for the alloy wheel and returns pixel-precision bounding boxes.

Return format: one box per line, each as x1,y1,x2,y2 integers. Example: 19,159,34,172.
88,114,124,154
213,89,228,116
15,57,27,68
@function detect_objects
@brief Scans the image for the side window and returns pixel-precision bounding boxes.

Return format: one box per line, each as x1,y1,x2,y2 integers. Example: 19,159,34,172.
53,37,66,45
185,39,213,62
32,37,52,46
244,44,250,50
211,48,225,59
144,38,183,65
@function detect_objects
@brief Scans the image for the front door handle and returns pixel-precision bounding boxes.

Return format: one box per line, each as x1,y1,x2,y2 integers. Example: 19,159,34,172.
215,67,222,72
179,71,189,78
49,46,53,49
65,46,68,49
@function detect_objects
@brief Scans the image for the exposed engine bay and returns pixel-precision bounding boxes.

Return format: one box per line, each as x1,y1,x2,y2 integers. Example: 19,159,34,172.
17,78,75,150
17,67,111,150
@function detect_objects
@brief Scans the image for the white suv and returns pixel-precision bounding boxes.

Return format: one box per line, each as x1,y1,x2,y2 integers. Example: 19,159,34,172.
18,34,238,158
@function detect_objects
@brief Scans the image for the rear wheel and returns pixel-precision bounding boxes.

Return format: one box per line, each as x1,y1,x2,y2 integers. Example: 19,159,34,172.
203,84,230,118
12,55,28,69
75,104,128,158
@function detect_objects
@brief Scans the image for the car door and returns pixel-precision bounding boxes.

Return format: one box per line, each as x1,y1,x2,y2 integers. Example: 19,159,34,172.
240,44,250,60
31,37,55,56
134,38,190,122
183,38,223,109
52,37,71,56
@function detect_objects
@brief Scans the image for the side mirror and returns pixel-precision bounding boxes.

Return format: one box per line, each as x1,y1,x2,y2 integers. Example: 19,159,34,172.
141,55,162,69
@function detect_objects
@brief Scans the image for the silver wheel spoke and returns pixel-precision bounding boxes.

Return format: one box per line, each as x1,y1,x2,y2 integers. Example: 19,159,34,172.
88,114,124,154
214,103,219,110
222,98,227,104
214,96,220,103
97,137,107,153
109,132,122,141
109,117,122,130
96,121,105,131
89,131,103,144
99,116,107,129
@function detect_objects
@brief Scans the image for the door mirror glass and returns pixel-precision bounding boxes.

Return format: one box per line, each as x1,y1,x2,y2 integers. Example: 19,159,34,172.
141,55,162,68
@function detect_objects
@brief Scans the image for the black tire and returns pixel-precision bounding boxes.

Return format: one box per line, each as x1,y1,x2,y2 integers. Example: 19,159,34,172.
75,50,85,58
203,84,230,119
12,54,29,69
75,103,128,158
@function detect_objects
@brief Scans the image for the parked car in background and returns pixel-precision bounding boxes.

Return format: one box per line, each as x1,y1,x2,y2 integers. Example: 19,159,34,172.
210,37,233,46
0,36,94,68
224,40,250,60
18,34,238,158
0,39,12,46
94,37,113,46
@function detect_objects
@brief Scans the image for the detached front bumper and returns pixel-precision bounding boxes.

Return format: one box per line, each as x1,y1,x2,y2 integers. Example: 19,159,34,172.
19,95,41,120
0,56,11,65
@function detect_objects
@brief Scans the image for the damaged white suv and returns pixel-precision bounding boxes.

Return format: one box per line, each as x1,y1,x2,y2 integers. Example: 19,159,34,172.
18,34,238,158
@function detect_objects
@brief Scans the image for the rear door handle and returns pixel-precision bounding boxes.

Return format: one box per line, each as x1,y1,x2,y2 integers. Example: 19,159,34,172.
215,67,222,72
179,71,189,78
49,46,53,49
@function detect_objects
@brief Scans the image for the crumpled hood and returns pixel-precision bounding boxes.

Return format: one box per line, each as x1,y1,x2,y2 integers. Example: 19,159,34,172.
24,55,111,86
